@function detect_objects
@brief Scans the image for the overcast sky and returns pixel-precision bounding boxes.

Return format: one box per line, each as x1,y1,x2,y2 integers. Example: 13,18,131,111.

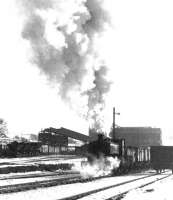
0,0,173,144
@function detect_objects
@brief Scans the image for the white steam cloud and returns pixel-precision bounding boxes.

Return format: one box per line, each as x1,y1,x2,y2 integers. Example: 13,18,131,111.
73,156,120,178
19,0,111,131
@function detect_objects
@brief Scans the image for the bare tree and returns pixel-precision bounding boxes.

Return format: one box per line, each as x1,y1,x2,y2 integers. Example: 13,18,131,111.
0,118,8,138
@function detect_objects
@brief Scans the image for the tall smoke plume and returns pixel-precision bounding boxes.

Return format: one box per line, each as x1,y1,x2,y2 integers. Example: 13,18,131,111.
19,0,111,132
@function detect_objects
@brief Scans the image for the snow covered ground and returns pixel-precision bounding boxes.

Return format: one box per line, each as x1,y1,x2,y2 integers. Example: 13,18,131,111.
0,155,82,187
0,174,146,200
0,155,172,200
0,173,79,186
123,173,173,200
0,155,84,166
0,170,76,180
0,170,169,200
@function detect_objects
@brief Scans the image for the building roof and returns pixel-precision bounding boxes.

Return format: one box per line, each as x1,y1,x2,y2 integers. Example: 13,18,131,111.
115,127,161,131
43,127,90,142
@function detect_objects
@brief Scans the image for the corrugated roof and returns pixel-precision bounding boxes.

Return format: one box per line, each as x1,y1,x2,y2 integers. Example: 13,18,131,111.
44,127,90,142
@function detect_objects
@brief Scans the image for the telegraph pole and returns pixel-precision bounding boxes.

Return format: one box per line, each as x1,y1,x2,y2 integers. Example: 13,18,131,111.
113,107,120,139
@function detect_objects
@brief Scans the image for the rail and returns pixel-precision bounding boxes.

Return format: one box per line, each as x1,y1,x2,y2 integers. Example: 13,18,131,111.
58,171,171,200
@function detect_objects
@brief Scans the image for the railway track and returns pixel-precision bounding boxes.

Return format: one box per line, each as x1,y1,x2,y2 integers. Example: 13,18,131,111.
58,171,172,200
0,173,112,194
0,170,170,197
0,155,83,165
107,173,171,200
0,170,79,181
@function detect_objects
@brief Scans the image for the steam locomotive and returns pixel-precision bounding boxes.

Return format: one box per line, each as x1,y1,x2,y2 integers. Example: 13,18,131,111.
79,134,150,174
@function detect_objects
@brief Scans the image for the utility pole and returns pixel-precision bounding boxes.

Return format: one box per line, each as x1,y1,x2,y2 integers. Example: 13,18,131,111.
112,107,120,139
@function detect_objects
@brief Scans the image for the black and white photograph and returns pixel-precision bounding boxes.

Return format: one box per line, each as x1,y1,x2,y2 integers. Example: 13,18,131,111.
0,0,173,199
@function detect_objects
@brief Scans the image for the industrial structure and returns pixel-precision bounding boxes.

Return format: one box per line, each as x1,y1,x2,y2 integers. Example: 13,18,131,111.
38,127,90,154
112,127,162,147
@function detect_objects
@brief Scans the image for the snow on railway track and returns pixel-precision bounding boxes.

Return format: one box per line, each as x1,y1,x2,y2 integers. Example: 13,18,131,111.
0,172,115,194
0,155,84,166
0,170,79,181
58,171,172,200
0,170,171,200
0,173,81,194
0,172,82,187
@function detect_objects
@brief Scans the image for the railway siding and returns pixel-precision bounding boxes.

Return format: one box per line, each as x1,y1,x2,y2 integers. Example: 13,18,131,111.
58,172,171,200
77,173,172,200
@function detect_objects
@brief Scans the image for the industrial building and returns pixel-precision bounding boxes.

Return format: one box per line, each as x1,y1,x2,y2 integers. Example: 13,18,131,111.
38,127,90,154
112,127,162,147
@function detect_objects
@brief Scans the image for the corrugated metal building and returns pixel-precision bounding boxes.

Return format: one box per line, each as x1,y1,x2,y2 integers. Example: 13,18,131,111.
112,127,162,147
39,127,90,154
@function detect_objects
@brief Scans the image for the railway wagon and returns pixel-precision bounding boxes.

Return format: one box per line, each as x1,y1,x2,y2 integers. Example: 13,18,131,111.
150,146,173,173
125,146,150,170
